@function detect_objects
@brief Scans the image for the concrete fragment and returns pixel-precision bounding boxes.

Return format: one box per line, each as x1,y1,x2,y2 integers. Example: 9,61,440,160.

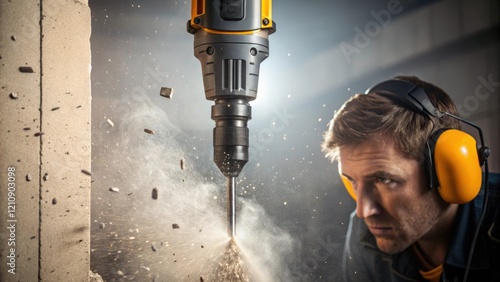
160,87,173,99
43,173,49,181
19,66,34,73
106,119,114,127
172,223,179,229
89,271,104,282
9,92,18,99
109,187,119,193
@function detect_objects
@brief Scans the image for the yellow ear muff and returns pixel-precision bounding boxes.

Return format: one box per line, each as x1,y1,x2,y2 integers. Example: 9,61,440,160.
434,129,482,204
340,174,357,201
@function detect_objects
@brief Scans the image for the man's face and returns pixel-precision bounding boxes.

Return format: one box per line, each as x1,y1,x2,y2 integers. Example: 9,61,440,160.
338,137,446,254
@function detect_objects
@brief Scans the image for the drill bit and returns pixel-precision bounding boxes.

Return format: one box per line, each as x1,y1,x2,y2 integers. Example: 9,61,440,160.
227,176,236,238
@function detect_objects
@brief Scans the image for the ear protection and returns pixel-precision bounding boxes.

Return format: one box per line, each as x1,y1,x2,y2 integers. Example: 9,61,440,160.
341,79,489,204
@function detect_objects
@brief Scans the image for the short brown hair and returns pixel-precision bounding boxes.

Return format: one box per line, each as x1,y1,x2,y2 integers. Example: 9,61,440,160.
321,76,461,162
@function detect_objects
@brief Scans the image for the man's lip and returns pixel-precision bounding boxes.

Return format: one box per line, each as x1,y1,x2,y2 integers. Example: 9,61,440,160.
367,225,393,236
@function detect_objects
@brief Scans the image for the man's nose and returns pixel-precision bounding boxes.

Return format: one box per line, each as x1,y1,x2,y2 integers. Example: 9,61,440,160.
355,183,380,219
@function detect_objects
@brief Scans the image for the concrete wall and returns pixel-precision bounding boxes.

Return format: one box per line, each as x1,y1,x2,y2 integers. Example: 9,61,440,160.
0,0,91,281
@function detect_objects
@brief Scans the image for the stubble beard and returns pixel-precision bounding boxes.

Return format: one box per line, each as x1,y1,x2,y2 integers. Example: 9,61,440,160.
371,192,445,254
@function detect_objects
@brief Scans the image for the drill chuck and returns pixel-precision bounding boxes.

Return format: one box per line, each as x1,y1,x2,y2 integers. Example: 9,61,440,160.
212,99,251,177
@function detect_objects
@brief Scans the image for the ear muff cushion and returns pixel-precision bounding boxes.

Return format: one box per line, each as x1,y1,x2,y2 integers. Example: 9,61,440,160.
433,129,482,204
340,174,357,201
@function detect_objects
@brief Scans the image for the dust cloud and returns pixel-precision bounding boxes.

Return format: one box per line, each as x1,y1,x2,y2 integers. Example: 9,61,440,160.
91,91,297,281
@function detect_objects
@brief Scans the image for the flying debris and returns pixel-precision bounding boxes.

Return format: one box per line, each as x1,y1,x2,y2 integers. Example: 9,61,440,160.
109,187,120,193
19,66,34,73
160,87,173,99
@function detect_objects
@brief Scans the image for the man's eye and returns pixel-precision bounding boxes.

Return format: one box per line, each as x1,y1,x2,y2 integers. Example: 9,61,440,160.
376,177,392,184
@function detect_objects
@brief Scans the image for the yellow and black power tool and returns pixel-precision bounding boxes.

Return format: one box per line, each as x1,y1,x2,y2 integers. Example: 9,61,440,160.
187,0,276,238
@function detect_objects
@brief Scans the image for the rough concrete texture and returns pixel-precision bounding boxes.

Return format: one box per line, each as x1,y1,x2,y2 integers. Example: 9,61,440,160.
0,0,91,281
0,1,42,281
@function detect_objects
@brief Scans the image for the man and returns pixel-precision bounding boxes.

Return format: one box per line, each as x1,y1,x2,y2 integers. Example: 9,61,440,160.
321,76,500,281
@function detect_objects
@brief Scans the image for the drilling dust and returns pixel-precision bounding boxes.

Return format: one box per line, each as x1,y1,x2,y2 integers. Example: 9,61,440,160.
91,92,297,281
207,239,251,282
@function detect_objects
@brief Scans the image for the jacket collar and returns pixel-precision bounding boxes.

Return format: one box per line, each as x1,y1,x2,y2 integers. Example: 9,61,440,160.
444,201,489,269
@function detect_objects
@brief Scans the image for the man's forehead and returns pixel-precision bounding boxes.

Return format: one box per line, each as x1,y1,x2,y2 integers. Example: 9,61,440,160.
337,138,419,179
338,138,395,161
